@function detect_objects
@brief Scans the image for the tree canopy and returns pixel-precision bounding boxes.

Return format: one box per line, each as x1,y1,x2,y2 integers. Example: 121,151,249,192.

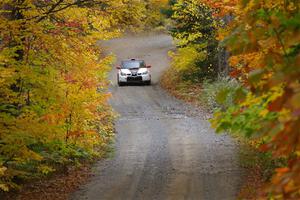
0,0,167,192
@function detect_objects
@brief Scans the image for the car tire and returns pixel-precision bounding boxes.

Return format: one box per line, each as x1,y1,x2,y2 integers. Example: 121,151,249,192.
118,81,124,86
145,80,151,85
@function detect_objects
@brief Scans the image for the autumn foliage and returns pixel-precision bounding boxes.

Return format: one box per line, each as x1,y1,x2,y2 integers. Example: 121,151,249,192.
167,0,221,82
0,0,167,192
201,0,300,198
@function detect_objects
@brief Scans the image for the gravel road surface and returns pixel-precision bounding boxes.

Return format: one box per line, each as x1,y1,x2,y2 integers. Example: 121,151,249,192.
71,33,243,200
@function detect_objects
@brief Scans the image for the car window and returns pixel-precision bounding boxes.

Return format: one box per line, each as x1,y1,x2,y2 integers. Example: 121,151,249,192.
121,61,145,69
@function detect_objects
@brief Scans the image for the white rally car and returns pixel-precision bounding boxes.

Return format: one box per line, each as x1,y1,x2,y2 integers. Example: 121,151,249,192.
116,59,151,86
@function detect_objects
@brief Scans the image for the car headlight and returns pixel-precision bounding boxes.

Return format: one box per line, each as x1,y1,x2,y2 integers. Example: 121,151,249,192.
120,71,127,76
142,71,148,75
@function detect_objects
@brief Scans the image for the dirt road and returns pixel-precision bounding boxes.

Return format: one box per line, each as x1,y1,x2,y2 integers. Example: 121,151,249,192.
71,33,243,200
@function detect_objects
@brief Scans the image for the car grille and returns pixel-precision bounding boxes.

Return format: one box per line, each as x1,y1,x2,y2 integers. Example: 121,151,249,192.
127,76,142,82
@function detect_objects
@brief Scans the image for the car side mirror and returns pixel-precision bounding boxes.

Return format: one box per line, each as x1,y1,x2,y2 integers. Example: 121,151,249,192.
147,65,151,68
116,66,121,69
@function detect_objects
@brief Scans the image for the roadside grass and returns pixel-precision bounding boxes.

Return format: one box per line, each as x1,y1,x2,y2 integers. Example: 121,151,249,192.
160,67,284,199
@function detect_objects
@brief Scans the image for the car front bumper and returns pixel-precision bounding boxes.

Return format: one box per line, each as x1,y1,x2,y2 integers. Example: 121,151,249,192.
119,74,151,83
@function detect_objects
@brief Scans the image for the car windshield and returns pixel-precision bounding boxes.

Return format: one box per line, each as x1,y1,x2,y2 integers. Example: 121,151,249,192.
121,60,145,69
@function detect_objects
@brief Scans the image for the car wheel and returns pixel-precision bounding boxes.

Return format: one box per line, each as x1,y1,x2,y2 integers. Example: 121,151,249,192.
145,80,151,85
118,81,124,86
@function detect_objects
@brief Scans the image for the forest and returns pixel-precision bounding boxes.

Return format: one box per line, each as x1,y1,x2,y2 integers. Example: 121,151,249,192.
0,0,167,192
1,0,300,199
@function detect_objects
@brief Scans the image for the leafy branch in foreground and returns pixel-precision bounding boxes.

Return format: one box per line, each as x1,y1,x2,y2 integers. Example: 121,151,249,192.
202,0,300,198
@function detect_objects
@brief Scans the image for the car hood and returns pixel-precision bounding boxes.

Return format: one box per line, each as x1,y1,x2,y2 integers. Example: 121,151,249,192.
120,69,131,74
120,68,148,74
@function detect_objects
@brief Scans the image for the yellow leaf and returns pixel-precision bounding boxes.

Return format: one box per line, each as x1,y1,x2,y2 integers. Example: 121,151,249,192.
0,167,7,176
259,109,269,117
0,184,9,192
